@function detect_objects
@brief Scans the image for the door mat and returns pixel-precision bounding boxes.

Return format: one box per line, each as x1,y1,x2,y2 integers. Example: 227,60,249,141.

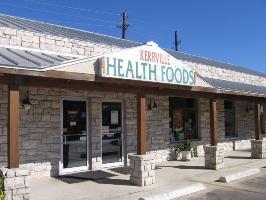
57,170,117,184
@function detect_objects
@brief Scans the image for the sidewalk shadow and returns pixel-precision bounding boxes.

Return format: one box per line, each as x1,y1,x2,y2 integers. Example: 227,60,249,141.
94,177,132,186
56,170,117,184
155,165,206,170
174,165,206,170
108,166,131,175
225,156,252,159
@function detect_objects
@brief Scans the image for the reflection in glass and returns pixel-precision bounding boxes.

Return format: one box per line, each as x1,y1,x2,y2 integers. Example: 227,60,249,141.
169,97,198,142
102,102,122,164
62,100,87,169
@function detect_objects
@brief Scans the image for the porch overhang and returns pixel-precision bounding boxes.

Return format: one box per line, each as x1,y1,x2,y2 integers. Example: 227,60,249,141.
1,43,266,169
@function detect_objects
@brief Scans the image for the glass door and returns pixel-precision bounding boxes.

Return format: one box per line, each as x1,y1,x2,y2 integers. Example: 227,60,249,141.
60,100,88,174
101,102,123,165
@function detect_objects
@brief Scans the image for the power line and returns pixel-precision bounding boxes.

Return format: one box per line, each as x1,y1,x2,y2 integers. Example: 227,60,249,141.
0,2,119,25
41,19,116,29
5,0,120,16
128,18,173,31
128,29,167,45
129,25,169,41
0,0,178,48
4,0,176,33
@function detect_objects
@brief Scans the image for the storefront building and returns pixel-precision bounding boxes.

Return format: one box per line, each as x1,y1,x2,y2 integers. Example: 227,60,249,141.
0,13,265,192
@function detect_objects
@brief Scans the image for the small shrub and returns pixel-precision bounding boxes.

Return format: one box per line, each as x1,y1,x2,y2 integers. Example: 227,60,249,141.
0,175,4,200
175,140,194,153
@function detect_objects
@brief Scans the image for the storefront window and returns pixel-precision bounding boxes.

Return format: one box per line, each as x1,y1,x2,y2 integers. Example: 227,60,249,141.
262,105,265,134
169,97,198,142
224,100,237,137
101,102,122,164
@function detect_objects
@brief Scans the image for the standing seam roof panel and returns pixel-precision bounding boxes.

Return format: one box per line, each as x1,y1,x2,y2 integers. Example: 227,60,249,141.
0,46,78,69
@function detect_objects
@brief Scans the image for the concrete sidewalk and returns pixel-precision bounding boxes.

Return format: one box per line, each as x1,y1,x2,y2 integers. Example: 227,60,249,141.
30,150,266,200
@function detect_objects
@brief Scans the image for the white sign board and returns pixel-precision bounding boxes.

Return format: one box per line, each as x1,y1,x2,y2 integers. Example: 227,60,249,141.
99,42,195,86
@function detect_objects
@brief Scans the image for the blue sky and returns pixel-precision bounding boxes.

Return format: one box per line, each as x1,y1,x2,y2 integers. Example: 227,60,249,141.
0,0,265,74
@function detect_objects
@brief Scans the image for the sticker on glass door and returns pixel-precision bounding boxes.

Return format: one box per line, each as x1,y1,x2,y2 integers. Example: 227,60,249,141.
102,102,122,164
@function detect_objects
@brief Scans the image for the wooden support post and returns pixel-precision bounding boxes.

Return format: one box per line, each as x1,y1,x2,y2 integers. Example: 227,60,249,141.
210,99,217,146
8,83,19,168
255,102,262,140
137,94,146,155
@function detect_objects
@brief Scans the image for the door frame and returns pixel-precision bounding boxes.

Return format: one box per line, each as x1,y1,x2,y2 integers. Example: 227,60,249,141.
101,99,125,168
59,97,89,175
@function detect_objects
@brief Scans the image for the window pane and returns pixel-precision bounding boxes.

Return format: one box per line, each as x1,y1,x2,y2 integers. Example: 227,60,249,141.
169,97,198,142
262,105,265,134
224,100,236,137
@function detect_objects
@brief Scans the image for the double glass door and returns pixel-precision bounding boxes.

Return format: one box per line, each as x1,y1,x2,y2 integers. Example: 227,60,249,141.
102,102,123,165
61,100,87,173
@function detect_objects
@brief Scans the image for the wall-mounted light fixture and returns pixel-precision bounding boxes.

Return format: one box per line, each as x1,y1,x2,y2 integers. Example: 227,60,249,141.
22,91,31,110
148,98,157,110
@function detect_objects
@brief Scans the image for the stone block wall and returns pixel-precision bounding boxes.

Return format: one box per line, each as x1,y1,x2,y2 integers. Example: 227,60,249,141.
0,83,265,176
124,95,171,164
251,140,266,159
204,146,224,169
19,86,62,177
0,27,121,57
234,100,256,150
0,84,171,176
1,168,30,200
89,97,102,170
183,60,266,87
188,98,264,156
129,154,156,186
146,96,170,162
0,85,8,167
191,98,210,156
124,95,137,155
263,105,266,135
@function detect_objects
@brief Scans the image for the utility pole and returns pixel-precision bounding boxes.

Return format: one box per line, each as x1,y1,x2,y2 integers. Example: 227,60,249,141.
117,11,129,39
174,30,181,51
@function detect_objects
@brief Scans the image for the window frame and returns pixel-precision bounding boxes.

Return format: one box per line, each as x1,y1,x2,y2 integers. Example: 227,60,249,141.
261,105,265,134
224,100,237,138
169,97,199,143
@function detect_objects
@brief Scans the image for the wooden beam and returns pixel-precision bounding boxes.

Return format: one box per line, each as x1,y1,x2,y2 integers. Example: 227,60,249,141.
8,83,19,168
210,98,217,146
137,94,147,155
0,74,266,103
255,102,262,140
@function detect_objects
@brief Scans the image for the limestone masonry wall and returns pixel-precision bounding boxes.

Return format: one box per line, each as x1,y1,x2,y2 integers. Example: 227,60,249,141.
1,168,30,200
0,85,7,167
0,27,121,57
0,84,265,176
0,85,171,176
183,60,266,87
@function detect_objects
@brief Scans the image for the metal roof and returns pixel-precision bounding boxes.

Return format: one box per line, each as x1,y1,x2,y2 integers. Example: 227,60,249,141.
0,46,77,70
0,14,140,48
205,77,266,96
166,50,266,78
0,13,265,78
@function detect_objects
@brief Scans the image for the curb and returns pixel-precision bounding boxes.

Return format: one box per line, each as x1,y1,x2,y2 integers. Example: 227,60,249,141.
219,168,261,183
139,183,206,200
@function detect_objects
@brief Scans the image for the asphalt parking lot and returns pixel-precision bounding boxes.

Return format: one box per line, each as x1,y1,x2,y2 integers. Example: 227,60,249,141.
179,167,266,200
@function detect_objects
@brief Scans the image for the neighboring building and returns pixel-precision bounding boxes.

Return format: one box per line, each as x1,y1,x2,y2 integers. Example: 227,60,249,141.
0,13,265,179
